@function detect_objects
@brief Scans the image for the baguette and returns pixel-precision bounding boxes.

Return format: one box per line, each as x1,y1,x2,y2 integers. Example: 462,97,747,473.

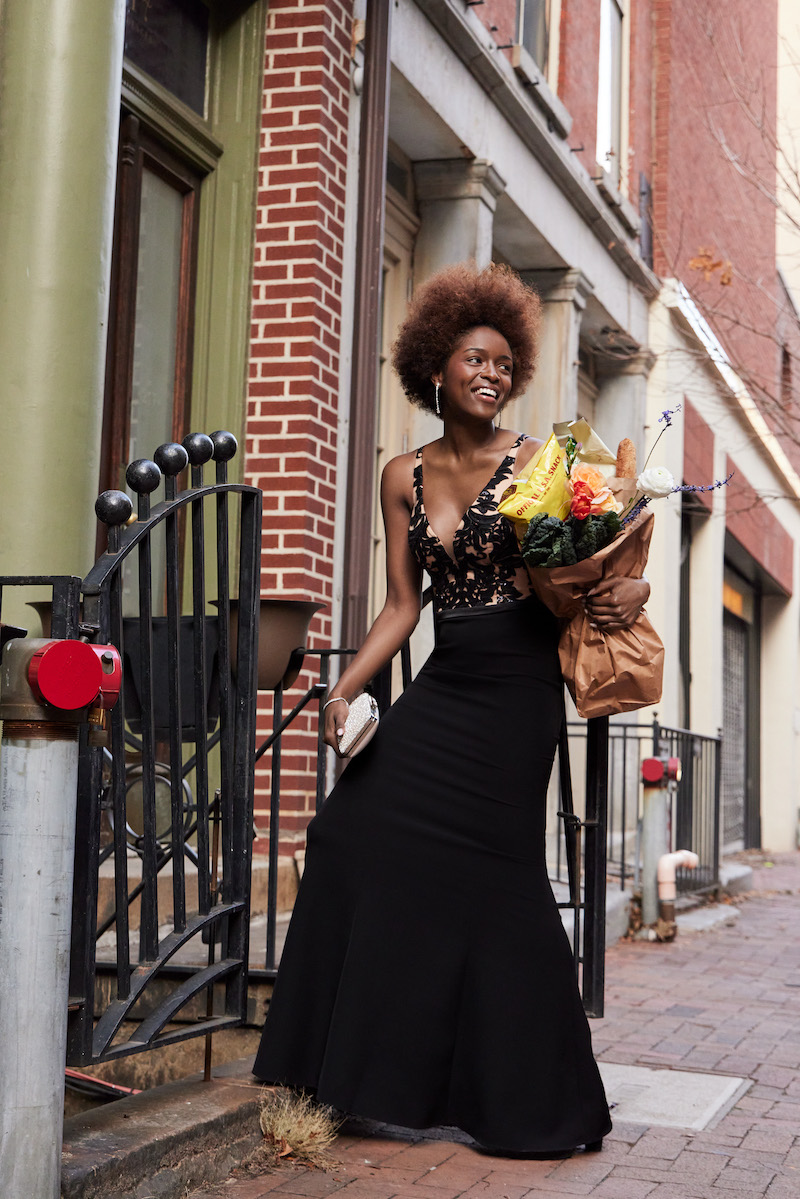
615,438,637,479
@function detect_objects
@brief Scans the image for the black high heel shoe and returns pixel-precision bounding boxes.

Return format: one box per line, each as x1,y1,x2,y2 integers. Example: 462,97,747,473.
583,1138,603,1152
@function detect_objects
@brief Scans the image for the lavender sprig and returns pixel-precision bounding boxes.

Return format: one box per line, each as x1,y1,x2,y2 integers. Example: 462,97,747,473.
642,404,683,470
621,471,733,526
658,405,681,427
673,472,734,495
621,496,650,526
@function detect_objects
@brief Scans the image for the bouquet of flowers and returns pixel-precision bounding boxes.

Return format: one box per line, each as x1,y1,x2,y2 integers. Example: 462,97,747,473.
498,418,660,718
498,409,731,718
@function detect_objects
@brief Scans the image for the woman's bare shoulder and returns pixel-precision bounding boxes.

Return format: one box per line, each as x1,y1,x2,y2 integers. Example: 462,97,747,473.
382,449,418,481
381,450,419,504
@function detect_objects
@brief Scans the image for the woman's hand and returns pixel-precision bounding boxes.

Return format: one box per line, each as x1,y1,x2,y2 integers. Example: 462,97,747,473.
322,697,349,756
584,576,650,631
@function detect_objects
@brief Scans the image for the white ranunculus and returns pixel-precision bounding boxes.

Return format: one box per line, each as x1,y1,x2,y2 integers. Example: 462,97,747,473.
637,466,675,499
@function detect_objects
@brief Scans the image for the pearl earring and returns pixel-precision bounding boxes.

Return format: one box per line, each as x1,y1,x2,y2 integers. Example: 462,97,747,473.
434,382,441,418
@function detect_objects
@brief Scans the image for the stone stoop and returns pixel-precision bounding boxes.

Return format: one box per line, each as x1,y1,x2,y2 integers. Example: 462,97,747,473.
61,1060,263,1199
97,854,299,931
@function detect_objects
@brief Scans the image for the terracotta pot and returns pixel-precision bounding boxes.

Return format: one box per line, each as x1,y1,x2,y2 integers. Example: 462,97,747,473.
225,598,324,690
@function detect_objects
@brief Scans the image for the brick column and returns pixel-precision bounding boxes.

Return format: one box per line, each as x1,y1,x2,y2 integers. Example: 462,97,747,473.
246,0,353,859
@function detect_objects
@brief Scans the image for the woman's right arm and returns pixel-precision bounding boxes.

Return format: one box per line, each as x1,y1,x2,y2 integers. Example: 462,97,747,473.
322,453,422,751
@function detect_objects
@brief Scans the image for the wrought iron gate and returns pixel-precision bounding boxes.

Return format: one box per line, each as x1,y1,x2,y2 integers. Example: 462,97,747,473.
0,432,262,1065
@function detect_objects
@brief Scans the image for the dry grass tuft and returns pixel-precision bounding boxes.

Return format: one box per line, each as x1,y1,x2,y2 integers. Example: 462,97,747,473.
240,1087,342,1173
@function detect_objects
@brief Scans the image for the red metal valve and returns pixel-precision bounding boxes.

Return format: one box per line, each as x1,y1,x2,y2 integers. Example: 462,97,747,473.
27,641,122,711
642,755,682,786
642,757,665,785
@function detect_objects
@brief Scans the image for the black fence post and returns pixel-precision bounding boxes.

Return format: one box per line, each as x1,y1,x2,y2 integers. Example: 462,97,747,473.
583,715,609,1018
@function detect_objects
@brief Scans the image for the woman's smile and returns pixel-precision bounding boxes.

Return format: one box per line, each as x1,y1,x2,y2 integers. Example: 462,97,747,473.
436,325,514,420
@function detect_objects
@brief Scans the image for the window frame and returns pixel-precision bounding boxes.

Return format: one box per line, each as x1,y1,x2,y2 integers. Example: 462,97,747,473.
100,114,205,497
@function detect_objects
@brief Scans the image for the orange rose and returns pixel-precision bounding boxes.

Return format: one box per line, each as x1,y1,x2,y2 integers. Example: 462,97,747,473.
570,463,608,493
568,463,622,517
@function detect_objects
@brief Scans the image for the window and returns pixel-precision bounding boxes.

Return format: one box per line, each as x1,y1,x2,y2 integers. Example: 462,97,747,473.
517,0,549,72
124,0,210,116
100,116,203,498
596,0,623,185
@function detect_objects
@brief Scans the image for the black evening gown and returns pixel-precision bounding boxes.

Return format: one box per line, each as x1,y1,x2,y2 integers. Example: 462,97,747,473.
253,435,611,1155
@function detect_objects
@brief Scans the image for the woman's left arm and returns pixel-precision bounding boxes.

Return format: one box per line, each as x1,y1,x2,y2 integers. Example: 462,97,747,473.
585,576,650,630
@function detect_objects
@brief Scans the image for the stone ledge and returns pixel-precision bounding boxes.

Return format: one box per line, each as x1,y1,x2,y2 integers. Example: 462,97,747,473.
61,1059,261,1199
720,860,754,895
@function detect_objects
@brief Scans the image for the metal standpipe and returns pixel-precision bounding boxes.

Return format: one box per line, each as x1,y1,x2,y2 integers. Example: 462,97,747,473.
640,755,682,926
641,781,669,925
0,637,121,1199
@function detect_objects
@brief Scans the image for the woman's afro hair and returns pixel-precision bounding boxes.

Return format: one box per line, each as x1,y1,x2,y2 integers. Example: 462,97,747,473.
391,262,541,413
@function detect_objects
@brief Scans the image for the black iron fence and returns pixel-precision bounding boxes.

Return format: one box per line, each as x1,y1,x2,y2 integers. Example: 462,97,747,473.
655,721,721,895
1,431,261,1066
558,717,721,897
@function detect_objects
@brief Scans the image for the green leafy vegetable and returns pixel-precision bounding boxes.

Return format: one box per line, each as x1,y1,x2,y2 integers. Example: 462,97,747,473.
521,511,622,569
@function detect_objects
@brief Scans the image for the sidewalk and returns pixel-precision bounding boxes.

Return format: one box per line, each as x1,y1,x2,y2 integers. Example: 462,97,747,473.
182,852,800,1199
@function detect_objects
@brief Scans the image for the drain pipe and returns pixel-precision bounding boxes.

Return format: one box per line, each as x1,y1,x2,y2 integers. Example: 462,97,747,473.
658,849,699,923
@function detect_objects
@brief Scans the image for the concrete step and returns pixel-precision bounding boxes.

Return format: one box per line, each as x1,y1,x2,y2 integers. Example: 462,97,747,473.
61,1059,263,1199
97,854,298,931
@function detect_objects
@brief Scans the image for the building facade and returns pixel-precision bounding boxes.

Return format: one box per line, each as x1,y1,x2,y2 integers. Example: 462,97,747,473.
1,0,798,898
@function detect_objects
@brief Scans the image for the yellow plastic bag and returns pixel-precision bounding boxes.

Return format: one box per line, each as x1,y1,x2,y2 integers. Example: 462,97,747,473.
497,433,571,533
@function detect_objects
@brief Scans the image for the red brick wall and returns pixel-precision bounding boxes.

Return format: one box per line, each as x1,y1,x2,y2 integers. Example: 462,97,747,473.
474,0,517,48
628,0,654,205
558,0,602,176
726,457,793,595
652,0,779,410
246,0,353,848
683,399,715,512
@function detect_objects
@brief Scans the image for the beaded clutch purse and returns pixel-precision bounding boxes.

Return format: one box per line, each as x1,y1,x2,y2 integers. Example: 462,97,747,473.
338,692,379,758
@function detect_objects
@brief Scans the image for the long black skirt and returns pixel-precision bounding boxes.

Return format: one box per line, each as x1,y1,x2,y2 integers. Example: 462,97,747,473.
253,598,611,1154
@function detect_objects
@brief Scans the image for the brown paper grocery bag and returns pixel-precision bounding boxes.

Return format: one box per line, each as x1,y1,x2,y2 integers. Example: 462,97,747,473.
527,510,664,718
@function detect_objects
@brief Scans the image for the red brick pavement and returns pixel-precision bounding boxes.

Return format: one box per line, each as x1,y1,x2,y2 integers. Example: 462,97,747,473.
192,852,800,1199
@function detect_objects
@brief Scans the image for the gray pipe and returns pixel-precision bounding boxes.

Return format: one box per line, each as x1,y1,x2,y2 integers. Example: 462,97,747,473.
641,783,669,925
0,730,80,1197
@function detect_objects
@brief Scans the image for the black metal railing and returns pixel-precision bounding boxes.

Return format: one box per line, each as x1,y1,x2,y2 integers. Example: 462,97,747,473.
0,432,261,1066
654,721,721,895
561,717,721,897
70,432,261,1065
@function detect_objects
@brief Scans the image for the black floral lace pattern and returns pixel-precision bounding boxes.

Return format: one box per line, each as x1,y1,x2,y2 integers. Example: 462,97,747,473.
408,434,535,614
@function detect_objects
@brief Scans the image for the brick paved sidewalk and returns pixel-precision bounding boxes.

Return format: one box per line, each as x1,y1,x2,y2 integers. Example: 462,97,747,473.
192,852,800,1199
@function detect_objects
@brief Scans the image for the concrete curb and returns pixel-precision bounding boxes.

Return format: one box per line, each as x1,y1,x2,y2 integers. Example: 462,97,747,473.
61,1061,262,1199
719,860,754,895
676,903,741,933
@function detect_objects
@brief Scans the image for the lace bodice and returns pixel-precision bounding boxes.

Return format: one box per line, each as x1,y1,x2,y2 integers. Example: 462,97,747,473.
408,434,535,615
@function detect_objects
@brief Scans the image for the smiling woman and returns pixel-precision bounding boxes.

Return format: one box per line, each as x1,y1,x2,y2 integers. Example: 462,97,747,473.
253,262,644,1156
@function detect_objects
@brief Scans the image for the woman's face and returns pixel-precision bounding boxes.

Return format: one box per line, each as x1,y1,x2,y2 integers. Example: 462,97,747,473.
435,326,513,421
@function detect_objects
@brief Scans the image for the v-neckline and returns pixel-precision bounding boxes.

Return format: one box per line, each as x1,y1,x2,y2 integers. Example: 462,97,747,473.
418,435,524,564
